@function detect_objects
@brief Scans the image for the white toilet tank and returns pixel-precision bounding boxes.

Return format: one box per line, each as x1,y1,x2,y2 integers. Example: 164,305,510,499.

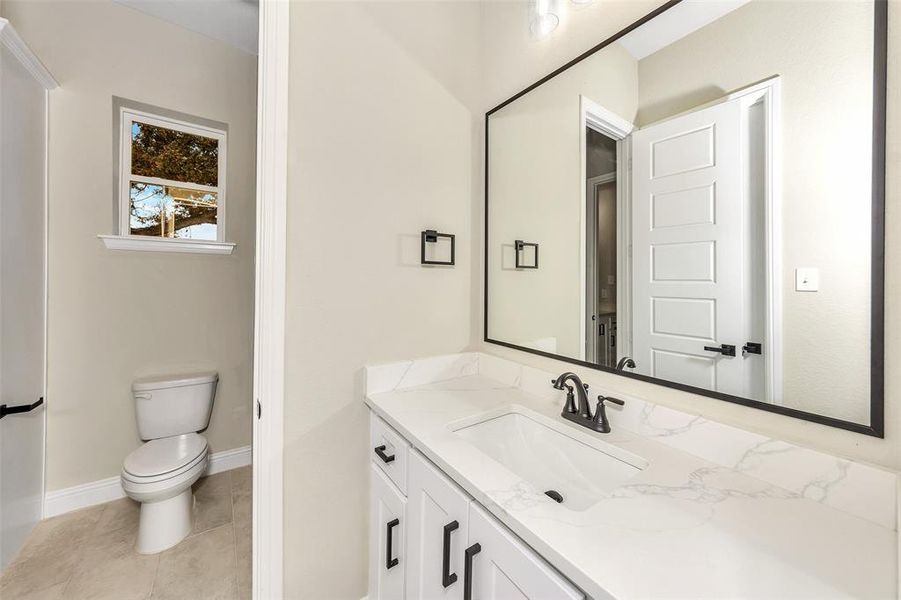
132,372,218,440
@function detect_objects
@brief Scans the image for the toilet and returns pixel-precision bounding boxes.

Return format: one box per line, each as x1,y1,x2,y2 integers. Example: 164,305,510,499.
121,371,218,554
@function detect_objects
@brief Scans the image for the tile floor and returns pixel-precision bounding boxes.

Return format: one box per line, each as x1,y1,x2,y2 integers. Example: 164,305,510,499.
0,466,251,600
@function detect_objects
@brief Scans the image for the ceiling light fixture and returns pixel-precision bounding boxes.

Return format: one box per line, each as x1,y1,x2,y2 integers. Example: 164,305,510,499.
530,0,559,39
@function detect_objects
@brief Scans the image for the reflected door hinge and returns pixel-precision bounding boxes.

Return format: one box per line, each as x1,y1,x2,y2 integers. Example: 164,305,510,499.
256,399,262,419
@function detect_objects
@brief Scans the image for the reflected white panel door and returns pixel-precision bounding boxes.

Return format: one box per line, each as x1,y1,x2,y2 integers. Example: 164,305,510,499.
0,40,49,569
632,98,744,395
406,450,470,600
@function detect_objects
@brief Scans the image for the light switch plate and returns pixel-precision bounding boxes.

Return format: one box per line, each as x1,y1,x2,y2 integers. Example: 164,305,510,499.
795,268,819,292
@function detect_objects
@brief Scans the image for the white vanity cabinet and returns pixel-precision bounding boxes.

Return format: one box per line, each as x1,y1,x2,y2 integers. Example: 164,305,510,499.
466,502,583,600
370,463,407,600
369,413,583,600
406,448,471,599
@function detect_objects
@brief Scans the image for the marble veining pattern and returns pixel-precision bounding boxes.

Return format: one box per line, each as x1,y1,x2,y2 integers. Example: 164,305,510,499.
364,352,897,599
368,351,896,530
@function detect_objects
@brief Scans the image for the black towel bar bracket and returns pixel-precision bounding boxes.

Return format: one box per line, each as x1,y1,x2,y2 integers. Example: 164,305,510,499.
514,240,539,269
421,229,455,266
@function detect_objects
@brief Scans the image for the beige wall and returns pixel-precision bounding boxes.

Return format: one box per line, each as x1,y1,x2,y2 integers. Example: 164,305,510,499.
285,1,480,597
487,44,636,358
637,0,873,423
477,0,901,470
1,0,257,491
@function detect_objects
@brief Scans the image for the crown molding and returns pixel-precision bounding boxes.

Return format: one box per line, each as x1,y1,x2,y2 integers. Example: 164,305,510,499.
0,18,58,90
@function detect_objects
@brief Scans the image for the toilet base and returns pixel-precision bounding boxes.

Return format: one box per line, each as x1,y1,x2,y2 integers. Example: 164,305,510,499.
136,488,194,554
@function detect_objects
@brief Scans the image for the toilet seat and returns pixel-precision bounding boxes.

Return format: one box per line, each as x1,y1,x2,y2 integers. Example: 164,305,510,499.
121,436,209,554
122,433,208,484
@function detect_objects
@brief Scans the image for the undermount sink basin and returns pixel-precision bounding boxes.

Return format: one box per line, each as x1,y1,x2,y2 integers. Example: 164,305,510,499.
452,407,647,511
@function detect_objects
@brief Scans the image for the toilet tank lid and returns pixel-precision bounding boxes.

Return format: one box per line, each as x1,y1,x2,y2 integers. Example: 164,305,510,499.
133,371,218,392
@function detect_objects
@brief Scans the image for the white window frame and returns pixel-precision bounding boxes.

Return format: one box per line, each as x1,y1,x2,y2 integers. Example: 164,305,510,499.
99,106,235,254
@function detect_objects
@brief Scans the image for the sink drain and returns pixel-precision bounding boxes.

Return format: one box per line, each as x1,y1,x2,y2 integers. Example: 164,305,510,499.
544,490,564,503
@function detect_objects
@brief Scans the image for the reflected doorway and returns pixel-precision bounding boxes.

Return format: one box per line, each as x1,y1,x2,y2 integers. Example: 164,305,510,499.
585,128,619,367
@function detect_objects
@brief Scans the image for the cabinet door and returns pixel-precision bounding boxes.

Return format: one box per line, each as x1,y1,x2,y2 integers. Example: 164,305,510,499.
406,450,471,600
370,464,407,600
465,504,583,600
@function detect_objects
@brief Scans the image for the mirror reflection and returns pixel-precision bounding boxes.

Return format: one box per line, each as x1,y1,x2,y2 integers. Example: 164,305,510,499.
487,0,878,425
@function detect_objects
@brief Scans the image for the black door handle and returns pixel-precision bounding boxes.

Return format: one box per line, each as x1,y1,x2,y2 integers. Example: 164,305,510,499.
0,397,44,420
442,520,459,587
385,518,400,569
703,344,736,357
463,542,481,600
743,342,762,355
374,445,395,464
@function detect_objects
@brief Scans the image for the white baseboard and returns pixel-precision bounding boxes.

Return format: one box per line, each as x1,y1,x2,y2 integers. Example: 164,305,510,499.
207,445,252,475
43,445,251,519
43,475,124,519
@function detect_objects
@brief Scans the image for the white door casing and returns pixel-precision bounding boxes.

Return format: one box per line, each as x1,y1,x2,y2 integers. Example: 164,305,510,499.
253,0,289,597
580,96,633,364
0,19,56,571
631,98,745,395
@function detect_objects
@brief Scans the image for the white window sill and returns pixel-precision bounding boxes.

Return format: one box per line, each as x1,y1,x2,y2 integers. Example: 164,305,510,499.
98,235,236,255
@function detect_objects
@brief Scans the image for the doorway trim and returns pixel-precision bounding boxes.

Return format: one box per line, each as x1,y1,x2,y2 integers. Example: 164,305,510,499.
579,95,633,363
729,77,783,405
253,1,289,598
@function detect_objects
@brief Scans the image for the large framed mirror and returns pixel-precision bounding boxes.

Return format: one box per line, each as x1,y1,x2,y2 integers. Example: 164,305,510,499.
485,0,887,436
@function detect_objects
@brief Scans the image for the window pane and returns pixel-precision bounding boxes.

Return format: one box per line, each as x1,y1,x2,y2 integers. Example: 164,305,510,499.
129,182,217,241
131,121,219,187
129,182,165,236
169,186,218,240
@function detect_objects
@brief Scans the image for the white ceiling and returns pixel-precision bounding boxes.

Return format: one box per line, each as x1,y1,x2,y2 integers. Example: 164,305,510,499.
618,0,752,60
114,0,259,55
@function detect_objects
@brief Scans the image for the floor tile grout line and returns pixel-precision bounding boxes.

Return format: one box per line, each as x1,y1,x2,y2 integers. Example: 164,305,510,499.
59,501,110,597
5,468,249,599
147,554,161,599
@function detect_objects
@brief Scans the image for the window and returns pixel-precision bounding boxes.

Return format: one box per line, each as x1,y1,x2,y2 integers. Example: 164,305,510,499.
113,105,229,249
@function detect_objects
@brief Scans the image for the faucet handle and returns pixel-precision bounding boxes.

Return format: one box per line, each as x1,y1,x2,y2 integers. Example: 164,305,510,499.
592,395,624,420
592,396,624,432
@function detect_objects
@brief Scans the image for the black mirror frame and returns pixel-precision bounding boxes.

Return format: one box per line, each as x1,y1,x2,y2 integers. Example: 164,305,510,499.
483,0,887,437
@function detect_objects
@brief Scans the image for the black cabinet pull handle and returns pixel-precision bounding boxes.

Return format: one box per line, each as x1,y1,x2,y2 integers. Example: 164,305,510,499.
385,518,400,569
442,520,459,588
463,542,481,600
703,344,736,357
374,445,395,463
0,397,44,420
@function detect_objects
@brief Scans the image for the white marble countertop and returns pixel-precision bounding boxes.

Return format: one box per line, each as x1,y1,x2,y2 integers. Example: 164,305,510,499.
365,370,896,599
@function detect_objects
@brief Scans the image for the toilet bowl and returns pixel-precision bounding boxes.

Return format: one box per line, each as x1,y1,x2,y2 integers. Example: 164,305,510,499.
122,372,218,554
